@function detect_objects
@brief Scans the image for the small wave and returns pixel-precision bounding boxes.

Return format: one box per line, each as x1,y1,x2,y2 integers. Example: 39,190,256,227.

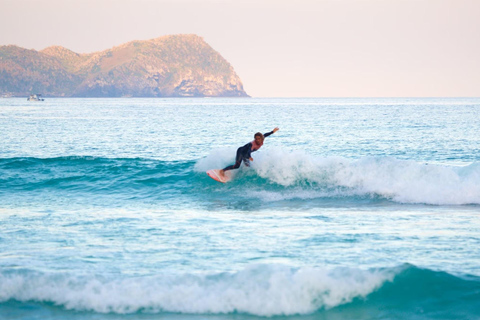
0,264,397,315
1,264,479,317
0,156,196,196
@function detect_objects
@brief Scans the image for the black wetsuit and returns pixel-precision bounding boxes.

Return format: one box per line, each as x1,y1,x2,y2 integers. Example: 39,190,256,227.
223,131,274,172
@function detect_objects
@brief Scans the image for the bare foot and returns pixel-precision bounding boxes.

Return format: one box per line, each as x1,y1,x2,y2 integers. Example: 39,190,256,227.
218,169,225,178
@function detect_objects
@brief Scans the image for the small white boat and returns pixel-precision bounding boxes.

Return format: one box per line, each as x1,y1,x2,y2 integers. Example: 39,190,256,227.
27,94,45,101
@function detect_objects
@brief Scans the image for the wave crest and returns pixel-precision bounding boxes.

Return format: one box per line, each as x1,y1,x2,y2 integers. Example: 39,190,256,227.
198,149,480,205
0,264,398,315
1,153,479,206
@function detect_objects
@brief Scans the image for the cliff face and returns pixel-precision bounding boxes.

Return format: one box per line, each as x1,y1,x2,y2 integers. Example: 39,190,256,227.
0,35,249,97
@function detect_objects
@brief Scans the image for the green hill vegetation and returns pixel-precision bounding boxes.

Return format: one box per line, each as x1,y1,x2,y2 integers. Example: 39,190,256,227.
0,34,248,97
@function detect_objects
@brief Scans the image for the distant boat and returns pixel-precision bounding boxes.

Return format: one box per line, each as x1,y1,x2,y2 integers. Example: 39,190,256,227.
27,94,44,101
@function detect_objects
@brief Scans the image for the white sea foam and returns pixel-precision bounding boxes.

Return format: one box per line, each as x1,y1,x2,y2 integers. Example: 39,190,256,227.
197,149,480,205
0,264,398,315
194,147,236,171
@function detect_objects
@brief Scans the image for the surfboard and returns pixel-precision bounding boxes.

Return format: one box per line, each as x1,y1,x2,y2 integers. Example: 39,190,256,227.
206,169,231,183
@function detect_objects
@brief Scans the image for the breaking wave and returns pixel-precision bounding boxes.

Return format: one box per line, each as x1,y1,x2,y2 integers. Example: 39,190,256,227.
1,264,479,317
1,149,479,206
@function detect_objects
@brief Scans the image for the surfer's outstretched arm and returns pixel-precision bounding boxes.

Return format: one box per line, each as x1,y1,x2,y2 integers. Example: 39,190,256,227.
264,127,279,138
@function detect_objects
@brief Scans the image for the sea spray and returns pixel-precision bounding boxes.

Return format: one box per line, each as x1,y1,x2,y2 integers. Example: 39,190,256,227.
197,148,480,205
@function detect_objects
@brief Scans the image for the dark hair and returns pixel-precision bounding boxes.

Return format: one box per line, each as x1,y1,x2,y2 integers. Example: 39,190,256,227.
254,132,264,139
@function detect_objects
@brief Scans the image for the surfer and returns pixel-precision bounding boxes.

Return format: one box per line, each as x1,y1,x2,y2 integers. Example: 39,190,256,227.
219,127,279,178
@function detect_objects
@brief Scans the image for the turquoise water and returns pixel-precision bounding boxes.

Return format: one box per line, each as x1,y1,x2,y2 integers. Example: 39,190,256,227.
1,98,480,319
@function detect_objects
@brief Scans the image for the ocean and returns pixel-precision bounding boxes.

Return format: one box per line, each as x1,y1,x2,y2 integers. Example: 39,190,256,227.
0,97,479,320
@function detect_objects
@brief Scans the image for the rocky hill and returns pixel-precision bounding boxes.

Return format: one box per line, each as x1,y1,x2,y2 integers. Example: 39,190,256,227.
0,35,249,97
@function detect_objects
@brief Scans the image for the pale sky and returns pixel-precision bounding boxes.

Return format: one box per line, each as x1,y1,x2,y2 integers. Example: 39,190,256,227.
1,0,479,97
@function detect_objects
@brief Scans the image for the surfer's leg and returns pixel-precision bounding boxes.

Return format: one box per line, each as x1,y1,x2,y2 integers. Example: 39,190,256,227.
222,159,242,171
222,148,243,172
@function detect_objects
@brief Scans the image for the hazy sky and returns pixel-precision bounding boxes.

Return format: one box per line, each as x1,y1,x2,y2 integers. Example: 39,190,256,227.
1,0,479,97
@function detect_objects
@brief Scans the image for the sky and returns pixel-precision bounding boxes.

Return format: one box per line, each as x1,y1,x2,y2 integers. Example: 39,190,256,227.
1,0,479,97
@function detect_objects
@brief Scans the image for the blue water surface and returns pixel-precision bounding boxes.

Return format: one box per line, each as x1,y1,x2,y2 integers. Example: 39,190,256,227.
1,97,479,320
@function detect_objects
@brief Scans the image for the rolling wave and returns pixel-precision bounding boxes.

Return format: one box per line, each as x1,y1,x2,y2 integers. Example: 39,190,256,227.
1,150,479,206
1,264,479,318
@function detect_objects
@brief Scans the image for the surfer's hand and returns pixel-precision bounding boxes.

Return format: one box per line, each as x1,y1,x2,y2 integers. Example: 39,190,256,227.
273,127,279,133
249,157,253,161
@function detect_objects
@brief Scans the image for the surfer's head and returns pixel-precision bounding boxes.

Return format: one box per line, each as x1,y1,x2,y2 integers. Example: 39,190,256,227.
254,132,264,145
